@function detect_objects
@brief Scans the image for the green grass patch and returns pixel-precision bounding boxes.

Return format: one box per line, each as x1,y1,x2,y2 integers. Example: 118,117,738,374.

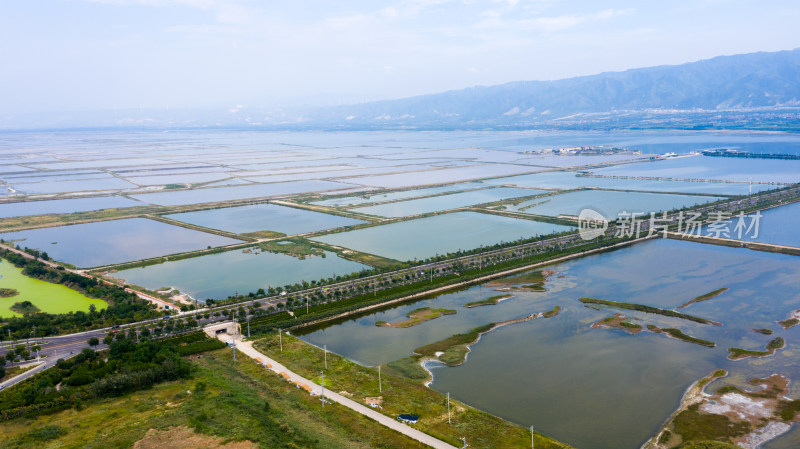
414,324,495,359
647,325,715,347
671,404,751,445
677,288,728,309
752,328,773,335
379,307,456,328
486,270,546,286
241,230,287,239
728,337,784,360
778,317,799,329
258,239,325,259
542,305,561,318
463,294,513,308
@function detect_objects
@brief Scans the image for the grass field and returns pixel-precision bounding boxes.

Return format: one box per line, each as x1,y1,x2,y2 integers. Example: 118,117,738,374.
0,348,430,449
252,333,572,449
0,259,107,318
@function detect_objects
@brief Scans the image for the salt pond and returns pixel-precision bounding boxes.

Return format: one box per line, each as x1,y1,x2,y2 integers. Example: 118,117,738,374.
0,218,242,267
113,248,369,300
353,187,547,218
312,211,572,261
506,189,723,219
164,203,365,235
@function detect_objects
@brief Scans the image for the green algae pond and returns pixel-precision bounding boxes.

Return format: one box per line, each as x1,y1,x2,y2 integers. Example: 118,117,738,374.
0,259,107,318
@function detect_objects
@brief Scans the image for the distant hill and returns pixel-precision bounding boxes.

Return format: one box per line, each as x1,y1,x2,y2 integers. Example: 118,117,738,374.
303,48,800,128
5,48,800,131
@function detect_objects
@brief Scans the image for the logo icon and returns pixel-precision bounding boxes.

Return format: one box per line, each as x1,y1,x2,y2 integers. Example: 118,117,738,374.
578,208,608,240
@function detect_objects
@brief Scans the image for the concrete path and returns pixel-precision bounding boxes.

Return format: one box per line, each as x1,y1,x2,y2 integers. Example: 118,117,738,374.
215,334,458,449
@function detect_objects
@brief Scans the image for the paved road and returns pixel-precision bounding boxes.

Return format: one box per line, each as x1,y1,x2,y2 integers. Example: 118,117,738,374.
219,333,458,449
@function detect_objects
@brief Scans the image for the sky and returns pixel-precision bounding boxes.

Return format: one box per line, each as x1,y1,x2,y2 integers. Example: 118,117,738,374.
2,0,800,115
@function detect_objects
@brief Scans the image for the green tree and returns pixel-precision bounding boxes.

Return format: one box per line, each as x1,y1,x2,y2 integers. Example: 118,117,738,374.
88,337,99,348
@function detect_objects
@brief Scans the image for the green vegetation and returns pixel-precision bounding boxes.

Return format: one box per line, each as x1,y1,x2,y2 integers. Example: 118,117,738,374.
671,404,751,445
463,294,513,308
241,230,287,239
164,184,185,189
677,287,728,309
727,337,785,360
648,325,716,347
0,336,196,420
9,301,40,314
578,297,720,325
0,347,429,449
0,365,36,383
378,307,457,328
593,314,641,333
486,270,548,286
258,239,325,259
778,317,799,329
0,288,19,297
542,305,561,318
252,333,572,449
415,324,495,360
752,328,773,335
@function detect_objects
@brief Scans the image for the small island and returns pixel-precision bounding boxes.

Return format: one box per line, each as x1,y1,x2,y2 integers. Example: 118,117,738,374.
463,294,514,308
647,325,716,348
778,309,800,329
728,337,785,360
376,307,456,328
579,297,722,325
592,313,642,334
9,300,40,314
0,287,19,298
485,270,555,292
644,371,800,449
753,328,774,335
676,287,728,309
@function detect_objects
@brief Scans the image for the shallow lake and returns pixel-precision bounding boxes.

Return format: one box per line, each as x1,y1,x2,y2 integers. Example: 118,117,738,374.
164,203,365,235
0,218,242,268
312,211,573,261
113,248,369,301
298,238,800,449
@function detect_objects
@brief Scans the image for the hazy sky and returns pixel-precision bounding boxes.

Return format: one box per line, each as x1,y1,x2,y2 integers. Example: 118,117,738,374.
2,0,800,114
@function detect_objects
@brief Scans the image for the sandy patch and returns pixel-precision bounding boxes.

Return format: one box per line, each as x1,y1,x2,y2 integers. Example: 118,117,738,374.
133,426,257,449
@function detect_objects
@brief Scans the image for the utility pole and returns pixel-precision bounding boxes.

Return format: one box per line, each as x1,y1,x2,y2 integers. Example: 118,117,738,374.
306,296,309,314
378,365,382,393
530,426,534,449
447,392,451,424
324,344,327,370
320,371,325,408
279,328,282,352
247,318,250,338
